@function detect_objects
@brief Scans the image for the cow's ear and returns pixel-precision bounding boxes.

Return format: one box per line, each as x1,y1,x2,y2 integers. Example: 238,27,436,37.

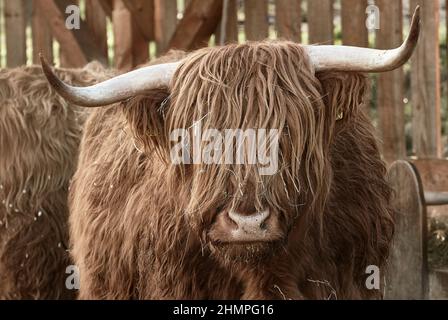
121,88,170,157
316,72,367,124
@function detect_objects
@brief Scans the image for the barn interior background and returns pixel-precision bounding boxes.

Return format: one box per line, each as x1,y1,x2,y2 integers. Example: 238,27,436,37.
0,0,447,298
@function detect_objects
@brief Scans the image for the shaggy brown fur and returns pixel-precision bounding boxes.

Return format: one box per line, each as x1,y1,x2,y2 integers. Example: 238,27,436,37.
0,62,114,299
70,41,394,299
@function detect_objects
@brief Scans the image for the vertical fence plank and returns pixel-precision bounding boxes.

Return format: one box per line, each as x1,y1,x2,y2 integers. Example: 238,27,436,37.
112,0,133,70
307,0,333,44
376,0,405,163
58,0,78,67
275,0,301,42
132,19,149,66
37,0,107,67
86,0,108,58
0,0,3,67
410,0,441,158
123,0,154,42
385,161,428,300
215,0,238,45
32,0,53,64
168,0,222,51
244,0,268,41
5,0,27,67
341,0,368,46
154,0,177,55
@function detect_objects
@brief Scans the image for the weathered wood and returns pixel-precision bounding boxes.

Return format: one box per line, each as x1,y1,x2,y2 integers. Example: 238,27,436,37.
275,0,301,42
0,0,3,67
307,0,333,44
424,192,448,206
85,0,108,58
123,0,154,41
98,0,113,17
429,269,448,299
244,0,268,41
412,159,448,219
112,0,133,70
215,0,238,45
59,0,79,67
5,0,27,67
385,160,428,300
154,0,177,55
168,0,222,51
410,0,442,158
341,0,368,46
412,159,448,193
35,0,107,67
32,0,53,64
132,17,150,67
376,0,405,163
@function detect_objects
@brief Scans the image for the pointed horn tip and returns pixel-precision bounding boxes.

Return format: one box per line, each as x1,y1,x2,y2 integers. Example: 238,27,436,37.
407,6,421,44
39,53,66,94
412,5,421,24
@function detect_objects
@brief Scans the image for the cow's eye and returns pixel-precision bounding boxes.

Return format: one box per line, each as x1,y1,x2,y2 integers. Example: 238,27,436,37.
216,204,225,213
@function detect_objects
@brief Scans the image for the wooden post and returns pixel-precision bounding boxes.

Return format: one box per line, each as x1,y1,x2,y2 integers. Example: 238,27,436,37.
244,0,268,41
85,0,108,58
5,0,27,67
98,0,113,17
410,0,441,158
32,0,53,64
123,0,154,41
36,0,107,67
307,0,333,44
112,0,133,70
0,0,3,67
385,161,428,300
215,0,238,45
340,0,368,46
154,0,177,55
168,0,222,51
275,0,301,42
375,0,405,163
59,0,78,67
412,158,448,233
132,19,149,67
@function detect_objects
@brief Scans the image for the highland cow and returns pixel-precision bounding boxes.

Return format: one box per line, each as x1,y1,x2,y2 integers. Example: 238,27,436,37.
41,9,421,300
0,62,113,299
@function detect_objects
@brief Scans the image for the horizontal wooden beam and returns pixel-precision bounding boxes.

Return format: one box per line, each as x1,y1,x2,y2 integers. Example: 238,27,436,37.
424,192,448,206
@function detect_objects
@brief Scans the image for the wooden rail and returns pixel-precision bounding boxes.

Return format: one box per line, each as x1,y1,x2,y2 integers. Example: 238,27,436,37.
424,192,448,206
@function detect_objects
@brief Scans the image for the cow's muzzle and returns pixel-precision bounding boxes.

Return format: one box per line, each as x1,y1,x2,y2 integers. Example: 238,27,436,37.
209,207,284,243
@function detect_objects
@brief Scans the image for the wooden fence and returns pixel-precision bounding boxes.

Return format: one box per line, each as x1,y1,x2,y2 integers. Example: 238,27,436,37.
386,159,448,299
0,0,446,164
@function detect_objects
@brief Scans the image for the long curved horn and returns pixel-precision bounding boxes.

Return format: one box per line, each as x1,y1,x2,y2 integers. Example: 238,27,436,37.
40,54,180,107
305,6,420,72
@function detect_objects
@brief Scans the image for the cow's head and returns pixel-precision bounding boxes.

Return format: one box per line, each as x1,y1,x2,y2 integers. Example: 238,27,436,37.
40,9,420,263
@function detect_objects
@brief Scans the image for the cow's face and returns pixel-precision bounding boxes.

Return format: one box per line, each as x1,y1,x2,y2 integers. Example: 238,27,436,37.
143,43,347,263
123,43,368,264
